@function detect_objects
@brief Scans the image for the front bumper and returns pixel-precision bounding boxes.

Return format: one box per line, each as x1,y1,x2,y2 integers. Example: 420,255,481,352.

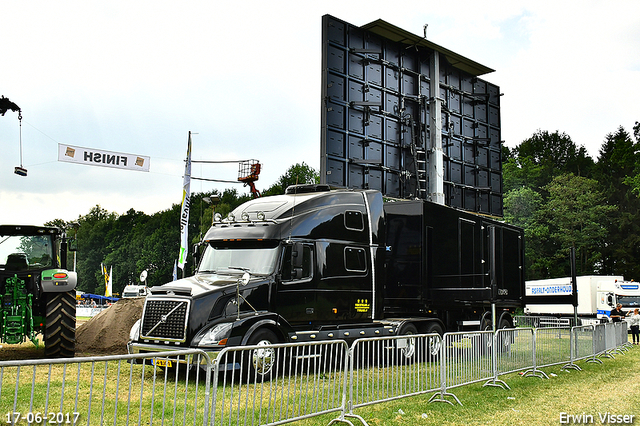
127,342,220,366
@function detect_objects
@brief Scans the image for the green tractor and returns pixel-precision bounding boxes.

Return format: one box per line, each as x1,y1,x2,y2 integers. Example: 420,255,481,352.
0,225,77,357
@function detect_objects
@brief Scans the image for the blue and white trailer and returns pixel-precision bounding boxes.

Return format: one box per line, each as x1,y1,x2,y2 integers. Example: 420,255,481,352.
525,275,640,322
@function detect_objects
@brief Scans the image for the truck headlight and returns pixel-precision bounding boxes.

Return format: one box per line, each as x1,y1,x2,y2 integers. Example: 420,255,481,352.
197,322,233,347
129,319,142,341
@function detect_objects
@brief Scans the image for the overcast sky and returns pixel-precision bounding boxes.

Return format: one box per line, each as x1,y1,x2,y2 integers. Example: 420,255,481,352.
2,0,639,226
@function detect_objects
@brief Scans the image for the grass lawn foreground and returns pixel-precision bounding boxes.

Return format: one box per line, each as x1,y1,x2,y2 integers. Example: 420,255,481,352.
302,344,640,426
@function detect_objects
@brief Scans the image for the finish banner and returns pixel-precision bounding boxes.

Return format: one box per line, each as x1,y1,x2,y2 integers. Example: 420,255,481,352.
58,144,150,172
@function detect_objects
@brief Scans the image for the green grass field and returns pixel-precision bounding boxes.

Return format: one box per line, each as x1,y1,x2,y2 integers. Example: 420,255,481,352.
1,339,637,425
304,344,640,426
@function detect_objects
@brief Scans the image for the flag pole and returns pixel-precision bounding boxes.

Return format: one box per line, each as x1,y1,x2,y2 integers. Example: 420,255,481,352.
178,132,192,278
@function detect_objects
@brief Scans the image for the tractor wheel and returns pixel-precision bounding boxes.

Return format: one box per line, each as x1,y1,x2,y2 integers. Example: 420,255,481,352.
44,291,76,358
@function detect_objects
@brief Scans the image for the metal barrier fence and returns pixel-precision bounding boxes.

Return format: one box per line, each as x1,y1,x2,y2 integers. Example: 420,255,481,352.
209,340,349,426
0,349,212,426
430,331,494,405
565,325,596,370
605,323,619,356
347,334,441,410
0,323,632,426
533,326,572,370
513,316,573,328
616,322,631,350
494,328,535,376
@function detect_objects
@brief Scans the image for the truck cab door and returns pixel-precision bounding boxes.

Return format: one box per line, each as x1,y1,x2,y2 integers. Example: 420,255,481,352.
607,293,615,307
276,243,316,324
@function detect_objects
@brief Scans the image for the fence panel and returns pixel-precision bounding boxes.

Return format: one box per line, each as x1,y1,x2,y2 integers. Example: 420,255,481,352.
494,328,535,376
514,316,571,328
0,350,212,426
209,340,348,426
347,333,441,410
440,331,494,390
533,327,572,368
604,323,618,354
571,325,595,362
616,322,630,348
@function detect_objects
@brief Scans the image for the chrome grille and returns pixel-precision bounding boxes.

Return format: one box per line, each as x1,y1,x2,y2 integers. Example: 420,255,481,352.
141,298,190,342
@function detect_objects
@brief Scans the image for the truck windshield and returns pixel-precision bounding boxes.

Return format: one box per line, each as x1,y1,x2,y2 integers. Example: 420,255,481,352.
618,296,640,308
0,235,54,269
198,244,279,276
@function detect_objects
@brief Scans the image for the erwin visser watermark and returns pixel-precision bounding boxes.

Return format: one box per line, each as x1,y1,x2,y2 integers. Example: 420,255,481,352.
560,412,635,424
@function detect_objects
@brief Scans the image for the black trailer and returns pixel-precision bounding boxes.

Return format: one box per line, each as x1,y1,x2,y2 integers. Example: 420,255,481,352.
384,199,523,331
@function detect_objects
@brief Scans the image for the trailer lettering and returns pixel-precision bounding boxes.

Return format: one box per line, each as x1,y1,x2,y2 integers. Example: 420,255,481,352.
530,285,572,295
355,299,370,313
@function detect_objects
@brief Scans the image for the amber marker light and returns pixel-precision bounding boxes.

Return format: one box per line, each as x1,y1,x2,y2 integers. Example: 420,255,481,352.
53,273,68,279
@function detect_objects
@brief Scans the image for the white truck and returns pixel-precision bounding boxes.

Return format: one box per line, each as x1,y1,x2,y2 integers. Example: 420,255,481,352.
122,285,148,298
525,275,640,323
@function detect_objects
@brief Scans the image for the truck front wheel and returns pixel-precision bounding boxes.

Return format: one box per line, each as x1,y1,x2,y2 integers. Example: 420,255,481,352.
244,329,279,382
44,291,76,358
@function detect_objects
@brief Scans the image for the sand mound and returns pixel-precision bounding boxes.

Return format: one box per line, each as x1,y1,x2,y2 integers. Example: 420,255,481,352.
76,297,144,355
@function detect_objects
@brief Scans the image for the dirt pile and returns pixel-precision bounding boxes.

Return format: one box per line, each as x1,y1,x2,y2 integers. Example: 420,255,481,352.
76,297,144,355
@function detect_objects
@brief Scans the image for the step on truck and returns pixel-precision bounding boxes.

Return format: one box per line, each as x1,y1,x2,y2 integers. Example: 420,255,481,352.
0,225,78,357
128,185,524,378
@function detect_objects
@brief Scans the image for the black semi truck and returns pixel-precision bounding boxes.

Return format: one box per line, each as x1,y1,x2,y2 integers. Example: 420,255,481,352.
128,185,524,376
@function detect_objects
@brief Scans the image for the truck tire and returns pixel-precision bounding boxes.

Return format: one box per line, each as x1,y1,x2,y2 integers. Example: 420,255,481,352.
425,322,444,359
480,315,492,331
395,323,417,364
498,316,512,329
496,316,514,353
44,291,76,358
243,328,279,382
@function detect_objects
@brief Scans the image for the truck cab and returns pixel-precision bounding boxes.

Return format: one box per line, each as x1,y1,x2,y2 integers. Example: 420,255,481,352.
597,279,640,320
129,186,383,357
122,285,149,298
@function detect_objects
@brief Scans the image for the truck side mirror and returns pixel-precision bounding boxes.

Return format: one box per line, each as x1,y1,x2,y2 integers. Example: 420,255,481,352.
67,238,78,252
193,243,202,268
607,294,614,307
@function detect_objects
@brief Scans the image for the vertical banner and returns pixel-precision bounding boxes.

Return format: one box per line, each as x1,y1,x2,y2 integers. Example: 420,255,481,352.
106,266,113,297
101,264,112,297
178,132,192,270
172,259,178,281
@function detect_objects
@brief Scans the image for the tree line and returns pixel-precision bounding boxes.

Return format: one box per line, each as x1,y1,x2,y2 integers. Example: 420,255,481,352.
48,162,318,295
502,122,640,280
49,122,640,295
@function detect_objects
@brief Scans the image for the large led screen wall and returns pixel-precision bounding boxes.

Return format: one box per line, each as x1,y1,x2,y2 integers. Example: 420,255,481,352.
320,15,503,216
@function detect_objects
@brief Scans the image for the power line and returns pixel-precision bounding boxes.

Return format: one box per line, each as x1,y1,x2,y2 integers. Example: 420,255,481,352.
191,177,240,184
